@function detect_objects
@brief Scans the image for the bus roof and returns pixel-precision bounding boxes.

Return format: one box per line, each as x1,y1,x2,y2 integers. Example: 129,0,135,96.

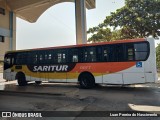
6,38,145,53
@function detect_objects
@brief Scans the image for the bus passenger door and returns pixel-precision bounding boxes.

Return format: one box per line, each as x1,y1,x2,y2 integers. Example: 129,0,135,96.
102,45,123,84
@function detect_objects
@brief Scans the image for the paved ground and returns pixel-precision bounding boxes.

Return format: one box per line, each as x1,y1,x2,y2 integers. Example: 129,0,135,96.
0,73,160,120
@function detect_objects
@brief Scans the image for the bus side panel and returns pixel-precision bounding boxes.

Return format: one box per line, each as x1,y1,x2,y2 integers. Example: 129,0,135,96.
94,73,103,83
67,72,79,82
48,73,67,82
145,73,156,83
119,62,145,84
103,73,123,84
123,73,145,84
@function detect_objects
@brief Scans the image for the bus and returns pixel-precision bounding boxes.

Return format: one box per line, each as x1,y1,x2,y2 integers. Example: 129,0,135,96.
3,38,158,88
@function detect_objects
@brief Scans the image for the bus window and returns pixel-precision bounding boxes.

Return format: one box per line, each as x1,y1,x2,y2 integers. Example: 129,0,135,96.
126,44,134,61
134,43,148,61
125,42,149,61
16,53,28,65
83,47,96,62
38,51,45,64
72,55,78,62
33,54,38,64
115,44,124,62
108,45,116,62
68,49,79,63
103,46,109,62
48,53,52,60
96,46,102,61
29,52,38,65
45,51,53,64
55,50,67,63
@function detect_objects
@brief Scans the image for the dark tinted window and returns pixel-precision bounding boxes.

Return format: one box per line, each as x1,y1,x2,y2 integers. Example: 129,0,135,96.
28,52,38,65
68,49,79,63
134,43,149,61
13,41,149,65
83,47,96,62
125,42,149,61
54,49,67,63
16,53,28,65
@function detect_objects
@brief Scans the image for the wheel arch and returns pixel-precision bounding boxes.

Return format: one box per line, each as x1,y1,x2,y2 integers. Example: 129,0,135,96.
78,71,95,82
15,72,26,80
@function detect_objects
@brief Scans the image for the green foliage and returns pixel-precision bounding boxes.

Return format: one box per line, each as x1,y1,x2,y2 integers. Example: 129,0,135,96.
156,44,160,69
88,28,112,42
88,0,160,42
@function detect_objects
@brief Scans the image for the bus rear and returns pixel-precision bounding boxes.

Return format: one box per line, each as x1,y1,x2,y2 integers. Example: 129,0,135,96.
144,38,158,83
122,38,157,84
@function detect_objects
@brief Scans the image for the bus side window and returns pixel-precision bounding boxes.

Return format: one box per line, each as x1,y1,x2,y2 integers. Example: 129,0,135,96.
72,49,78,62
47,51,53,64
83,47,96,62
68,49,78,63
42,50,53,64
72,55,78,62
134,43,149,61
126,44,134,61
96,46,102,62
103,46,109,62
39,52,44,64
115,44,124,62
16,53,27,65
55,50,67,63
30,52,38,65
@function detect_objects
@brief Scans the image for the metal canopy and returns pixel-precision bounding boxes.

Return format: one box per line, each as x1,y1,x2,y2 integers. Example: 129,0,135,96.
4,0,95,22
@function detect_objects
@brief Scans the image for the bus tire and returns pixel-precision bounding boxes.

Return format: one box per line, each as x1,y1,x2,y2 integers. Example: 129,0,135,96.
35,81,42,85
79,72,95,89
16,73,27,86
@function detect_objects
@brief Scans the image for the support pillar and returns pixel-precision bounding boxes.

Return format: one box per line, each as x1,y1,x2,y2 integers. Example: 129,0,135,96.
9,11,13,50
75,0,87,44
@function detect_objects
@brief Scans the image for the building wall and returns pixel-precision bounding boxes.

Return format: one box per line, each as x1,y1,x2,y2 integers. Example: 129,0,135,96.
0,37,10,60
0,1,16,61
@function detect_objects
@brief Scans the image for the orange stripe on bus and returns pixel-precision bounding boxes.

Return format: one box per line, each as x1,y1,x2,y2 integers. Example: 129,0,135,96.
70,62,136,73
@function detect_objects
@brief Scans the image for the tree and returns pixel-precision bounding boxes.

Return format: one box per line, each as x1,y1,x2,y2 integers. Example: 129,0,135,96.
87,28,112,43
88,0,160,42
156,44,160,69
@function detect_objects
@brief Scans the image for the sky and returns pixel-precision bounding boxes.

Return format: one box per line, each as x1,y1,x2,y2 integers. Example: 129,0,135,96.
16,0,160,50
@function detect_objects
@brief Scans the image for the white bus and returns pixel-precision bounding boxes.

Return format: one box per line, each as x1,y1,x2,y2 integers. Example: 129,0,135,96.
3,38,158,88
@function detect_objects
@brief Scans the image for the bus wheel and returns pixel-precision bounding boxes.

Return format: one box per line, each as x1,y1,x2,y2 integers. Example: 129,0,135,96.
79,73,95,89
35,81,42,85
17,73,27,86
